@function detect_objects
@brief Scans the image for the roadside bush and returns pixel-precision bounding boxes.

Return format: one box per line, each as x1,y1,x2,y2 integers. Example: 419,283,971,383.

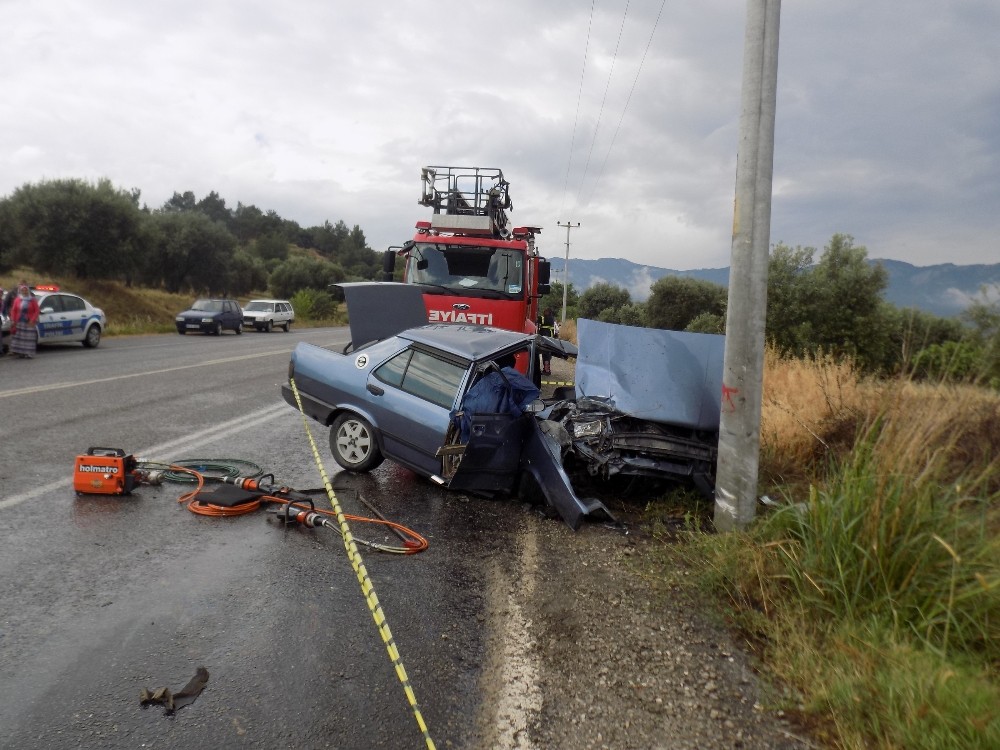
289,288,337,321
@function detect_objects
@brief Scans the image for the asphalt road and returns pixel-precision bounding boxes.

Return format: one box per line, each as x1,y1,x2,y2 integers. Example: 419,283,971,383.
0,329,530,749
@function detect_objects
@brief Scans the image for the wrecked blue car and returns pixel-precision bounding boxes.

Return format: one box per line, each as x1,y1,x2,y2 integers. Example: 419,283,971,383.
282,283,724,529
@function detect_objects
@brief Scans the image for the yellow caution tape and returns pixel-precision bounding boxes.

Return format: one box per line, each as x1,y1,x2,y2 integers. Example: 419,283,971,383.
290,378,436,750
541,380,574,387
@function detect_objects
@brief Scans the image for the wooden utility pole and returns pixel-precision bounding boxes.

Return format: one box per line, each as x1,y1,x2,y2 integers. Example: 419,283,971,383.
714,0,781,532
555,221,580,325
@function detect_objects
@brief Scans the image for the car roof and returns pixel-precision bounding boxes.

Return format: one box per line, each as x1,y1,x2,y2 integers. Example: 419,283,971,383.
246,298,290,304
400,324,532,361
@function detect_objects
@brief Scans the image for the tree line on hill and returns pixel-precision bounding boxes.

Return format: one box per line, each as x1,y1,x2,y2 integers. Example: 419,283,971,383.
2,179,996,385
0,177,383,300
540,234,1000,387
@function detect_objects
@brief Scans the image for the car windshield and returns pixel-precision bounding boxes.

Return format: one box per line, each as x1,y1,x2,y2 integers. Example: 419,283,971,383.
244,302,273,312
405,243,523,295
191,299,222,312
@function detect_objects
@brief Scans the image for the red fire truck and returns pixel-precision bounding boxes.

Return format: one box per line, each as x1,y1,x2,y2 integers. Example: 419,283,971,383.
383,166,551,338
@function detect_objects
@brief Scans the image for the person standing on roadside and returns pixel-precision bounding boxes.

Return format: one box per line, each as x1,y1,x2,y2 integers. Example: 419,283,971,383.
10,284,40,358
1,285,15,318
537,306,556,376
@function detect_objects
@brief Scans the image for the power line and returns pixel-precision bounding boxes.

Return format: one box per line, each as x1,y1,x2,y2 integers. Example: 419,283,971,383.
575,0,631,206
560,0,596,217
583,0,668,208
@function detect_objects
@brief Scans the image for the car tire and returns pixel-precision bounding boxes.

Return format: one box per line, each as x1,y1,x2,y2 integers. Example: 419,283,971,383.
178,328,186,335
235,322,243,335
82,324,101,348
264,320,272,333
284,321,291,332
213,322,222,336
330,413,384,472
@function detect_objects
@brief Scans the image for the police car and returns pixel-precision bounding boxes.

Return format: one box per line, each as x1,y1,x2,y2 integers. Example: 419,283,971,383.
7,285,107,349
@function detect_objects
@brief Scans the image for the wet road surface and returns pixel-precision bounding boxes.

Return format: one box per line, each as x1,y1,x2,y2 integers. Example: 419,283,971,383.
0,330,540,749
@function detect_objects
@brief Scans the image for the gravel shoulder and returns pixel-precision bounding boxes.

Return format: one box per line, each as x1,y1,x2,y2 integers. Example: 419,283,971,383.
515,515,814,750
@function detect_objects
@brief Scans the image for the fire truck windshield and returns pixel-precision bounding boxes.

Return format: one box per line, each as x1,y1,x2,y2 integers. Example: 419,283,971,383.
406,243,524,296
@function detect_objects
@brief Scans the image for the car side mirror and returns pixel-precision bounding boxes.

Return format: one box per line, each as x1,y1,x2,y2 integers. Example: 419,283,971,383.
40,306,54,314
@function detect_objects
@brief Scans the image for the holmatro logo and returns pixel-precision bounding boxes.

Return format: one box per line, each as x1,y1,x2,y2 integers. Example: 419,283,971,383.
78,464,119,474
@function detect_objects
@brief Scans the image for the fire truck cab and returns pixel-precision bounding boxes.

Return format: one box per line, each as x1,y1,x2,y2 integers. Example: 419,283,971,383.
383,166,551,338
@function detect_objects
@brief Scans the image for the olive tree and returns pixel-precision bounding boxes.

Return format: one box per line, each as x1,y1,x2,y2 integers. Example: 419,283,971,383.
1,178,145,280
645,275,727,331
766,234,892,371
577,282,631,321
141,211,236,293
269,256,345,299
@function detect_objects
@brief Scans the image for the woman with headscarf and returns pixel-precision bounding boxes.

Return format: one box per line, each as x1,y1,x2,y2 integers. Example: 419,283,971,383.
10,284,40,358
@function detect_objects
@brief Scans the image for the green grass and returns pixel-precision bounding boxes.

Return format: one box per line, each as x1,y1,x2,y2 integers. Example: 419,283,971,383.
655,408,1000,749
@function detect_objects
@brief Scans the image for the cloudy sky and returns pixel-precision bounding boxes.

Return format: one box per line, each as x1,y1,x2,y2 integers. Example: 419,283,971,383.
3,0,998,275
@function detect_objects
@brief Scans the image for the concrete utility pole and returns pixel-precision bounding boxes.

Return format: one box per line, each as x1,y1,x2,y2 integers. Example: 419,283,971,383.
714,0,781,532
555,221,580,325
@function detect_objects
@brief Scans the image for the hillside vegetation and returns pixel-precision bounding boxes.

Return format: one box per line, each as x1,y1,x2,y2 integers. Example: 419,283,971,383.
0,269,346,332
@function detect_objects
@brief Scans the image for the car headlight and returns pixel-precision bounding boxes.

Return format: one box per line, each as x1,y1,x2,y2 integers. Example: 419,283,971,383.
571,420,604,438
175,316,184,322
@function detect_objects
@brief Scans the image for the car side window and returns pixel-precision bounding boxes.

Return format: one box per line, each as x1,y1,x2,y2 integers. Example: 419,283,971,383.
374,350,410,388
41,295,63,313
64,296,85,312
374,349,466,409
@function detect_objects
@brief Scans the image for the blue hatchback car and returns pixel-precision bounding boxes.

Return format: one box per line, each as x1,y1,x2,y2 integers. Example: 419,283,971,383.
175,299,244,335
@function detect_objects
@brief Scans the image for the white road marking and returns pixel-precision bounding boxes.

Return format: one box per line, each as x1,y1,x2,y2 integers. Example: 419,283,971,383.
0,350,289,399
0,336,348,400
485,522,543,750
0,402,294,510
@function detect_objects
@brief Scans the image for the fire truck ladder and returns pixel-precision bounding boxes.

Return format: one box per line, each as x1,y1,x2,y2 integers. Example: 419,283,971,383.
419,166,512,238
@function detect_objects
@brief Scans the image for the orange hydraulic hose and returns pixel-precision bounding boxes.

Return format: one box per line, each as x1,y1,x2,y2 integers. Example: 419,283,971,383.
169,465,428,552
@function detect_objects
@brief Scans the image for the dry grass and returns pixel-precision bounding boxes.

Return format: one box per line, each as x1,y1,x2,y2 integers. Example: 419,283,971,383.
761,347,1000,496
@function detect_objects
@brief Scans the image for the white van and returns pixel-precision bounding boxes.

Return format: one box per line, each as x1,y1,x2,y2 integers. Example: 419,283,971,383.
242,299,295,332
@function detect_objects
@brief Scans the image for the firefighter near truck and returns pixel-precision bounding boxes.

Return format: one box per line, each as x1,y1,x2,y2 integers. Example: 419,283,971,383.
382,166,552,341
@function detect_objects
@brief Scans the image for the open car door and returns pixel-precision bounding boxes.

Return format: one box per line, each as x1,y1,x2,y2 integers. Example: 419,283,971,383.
442,359,613,530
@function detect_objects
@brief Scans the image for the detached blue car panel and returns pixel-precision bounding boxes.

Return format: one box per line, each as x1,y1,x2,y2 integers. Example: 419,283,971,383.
575,318,725,431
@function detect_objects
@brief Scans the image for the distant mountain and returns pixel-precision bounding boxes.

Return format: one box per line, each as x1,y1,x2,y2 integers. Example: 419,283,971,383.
548,257,1000,317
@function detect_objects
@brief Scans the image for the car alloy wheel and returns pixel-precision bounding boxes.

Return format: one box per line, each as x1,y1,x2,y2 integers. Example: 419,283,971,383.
330,413,384,472
83,325,101,348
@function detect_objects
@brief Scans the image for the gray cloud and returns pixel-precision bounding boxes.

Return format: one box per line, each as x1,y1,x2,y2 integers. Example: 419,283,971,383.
2,0,997,270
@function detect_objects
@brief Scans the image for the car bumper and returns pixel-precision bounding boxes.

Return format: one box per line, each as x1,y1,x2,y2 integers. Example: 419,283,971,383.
176,322,215,333
281,383,336,425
